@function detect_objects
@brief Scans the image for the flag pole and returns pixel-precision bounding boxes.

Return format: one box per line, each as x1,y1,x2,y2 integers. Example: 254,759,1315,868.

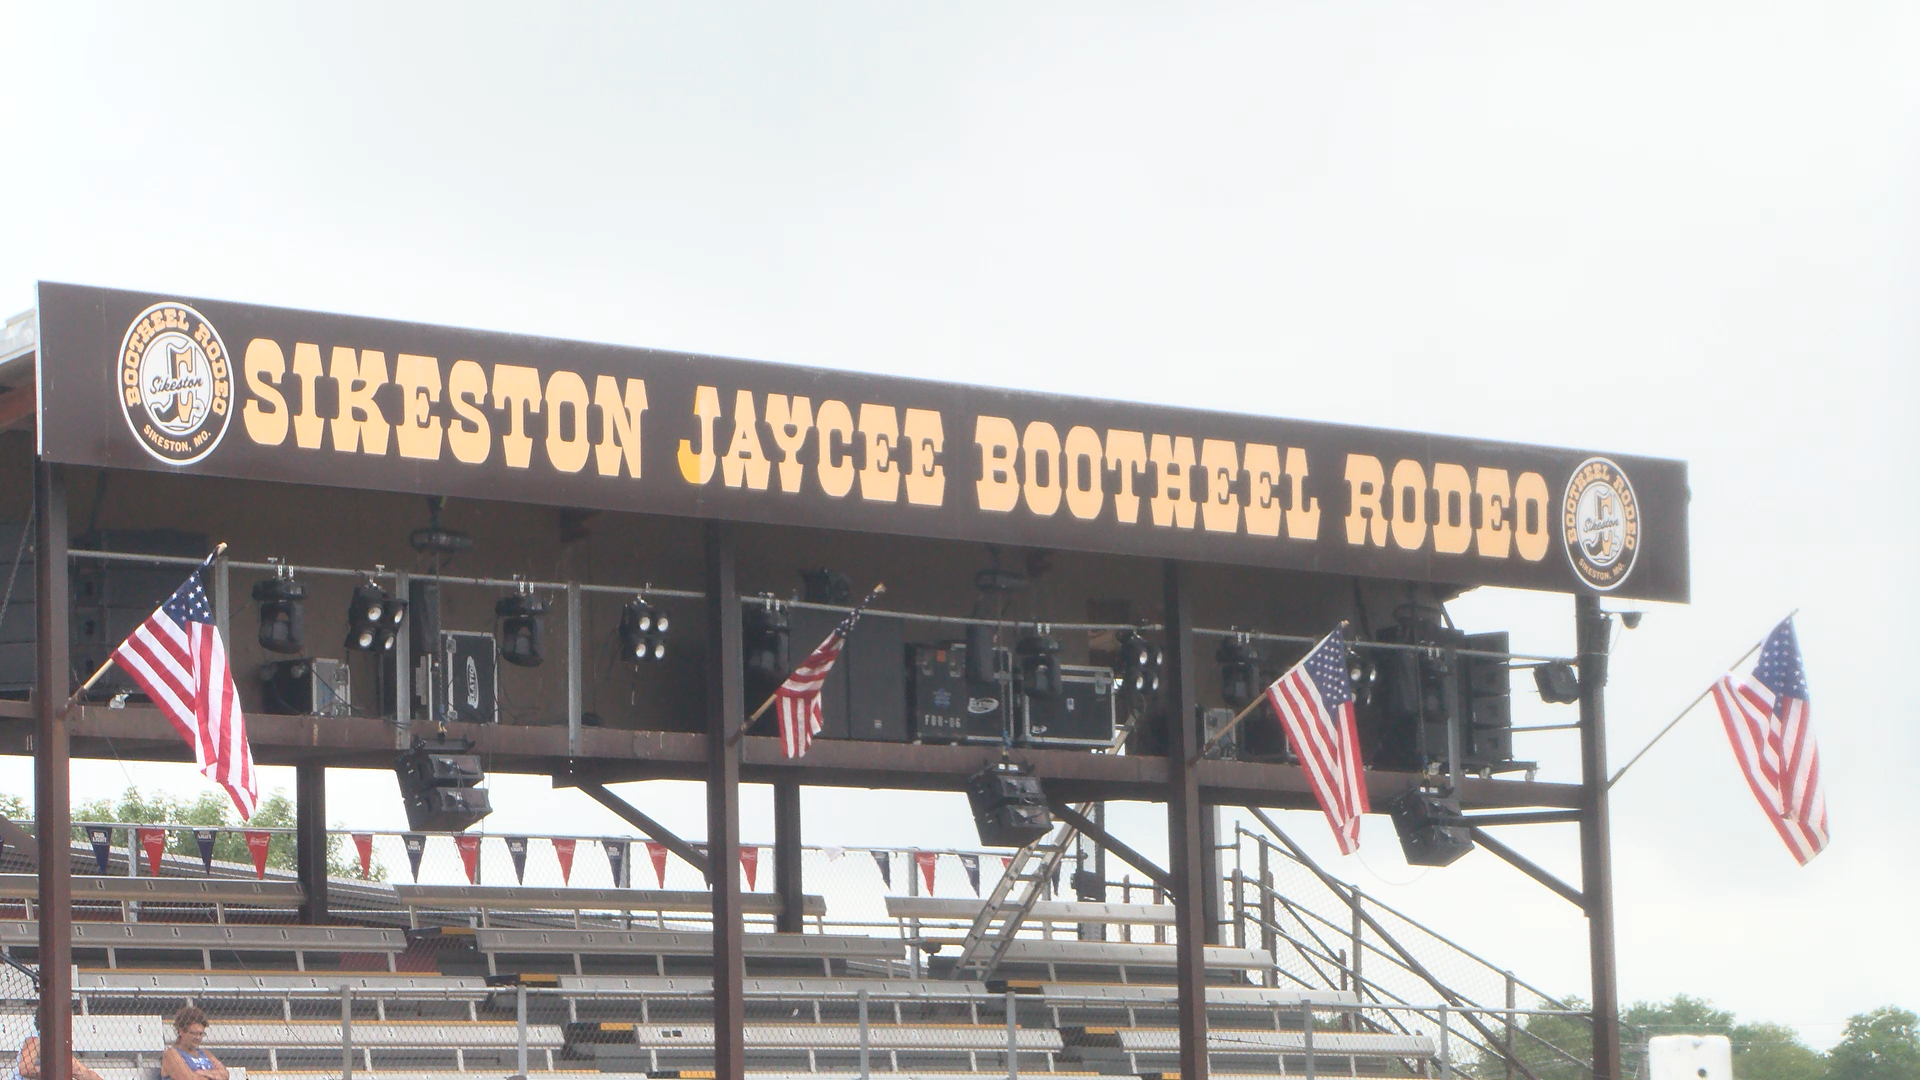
56,542,228,721
1201,622,1346,757
1605,609,1796,791
733,583,886,743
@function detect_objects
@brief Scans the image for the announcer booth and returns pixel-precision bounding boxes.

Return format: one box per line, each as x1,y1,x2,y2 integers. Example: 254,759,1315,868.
0,284,1687,1080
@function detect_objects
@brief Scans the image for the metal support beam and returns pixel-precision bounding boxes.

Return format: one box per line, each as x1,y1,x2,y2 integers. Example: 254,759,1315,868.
1162,559,1208,1080
295,761,329,924
1577,595,1621,1080
1461,810,1583,828
1047,803,1173,896
704,522,746,1080
34,461,72,1080
1201,806,1222,944
578,782,711,879
773,777,804,933
1468,827,1584,909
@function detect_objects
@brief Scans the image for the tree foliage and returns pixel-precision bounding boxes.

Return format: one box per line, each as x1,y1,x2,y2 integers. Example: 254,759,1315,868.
1826,1008,1920,1080
64,786,384,881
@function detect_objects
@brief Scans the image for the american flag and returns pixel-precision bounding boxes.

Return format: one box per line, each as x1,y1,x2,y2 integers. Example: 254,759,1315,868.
109,565,258,820
1264,627,1369,854
1710,617,1827,865
776,625,847,759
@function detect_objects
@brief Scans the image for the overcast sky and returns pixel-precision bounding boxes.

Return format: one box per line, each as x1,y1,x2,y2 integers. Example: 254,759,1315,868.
2,2,1915,1049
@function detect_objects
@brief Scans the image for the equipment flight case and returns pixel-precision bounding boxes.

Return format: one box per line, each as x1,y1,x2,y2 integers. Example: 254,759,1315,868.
1018,663,1117,748
909,641,1008,744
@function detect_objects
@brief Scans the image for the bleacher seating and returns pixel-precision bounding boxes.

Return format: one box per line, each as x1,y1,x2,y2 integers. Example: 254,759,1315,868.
393,884,827,927
12,856,1457,1080
0,921,407,970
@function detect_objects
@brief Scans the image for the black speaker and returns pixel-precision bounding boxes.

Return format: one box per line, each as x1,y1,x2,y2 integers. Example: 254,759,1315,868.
1389,790,1474,867
966,763,1053,848
396,740,492,832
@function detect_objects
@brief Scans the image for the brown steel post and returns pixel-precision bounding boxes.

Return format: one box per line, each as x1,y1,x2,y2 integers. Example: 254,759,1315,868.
1576,595,1619,1080
704,522,746,1080
295,761,329,924
34,462,71,1080
773,776,804,933
1163,559,1209,1080
1200,806,1223,944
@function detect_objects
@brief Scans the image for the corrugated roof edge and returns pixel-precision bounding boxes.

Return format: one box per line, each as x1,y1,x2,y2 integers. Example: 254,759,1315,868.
0,308,35,378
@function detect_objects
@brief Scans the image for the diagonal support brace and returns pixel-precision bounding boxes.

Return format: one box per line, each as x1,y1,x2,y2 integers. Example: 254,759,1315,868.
1469,827,1586,910
1048,802,1176,897
578,781,713,881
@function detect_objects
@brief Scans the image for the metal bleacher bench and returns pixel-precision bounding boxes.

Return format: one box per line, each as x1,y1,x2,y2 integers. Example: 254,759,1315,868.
0,921,407,970
888,896,1177,927
950,937,1273,983
0,874,303,920
392,884,827,927
1097,1025,1436,1059
472,928,904,977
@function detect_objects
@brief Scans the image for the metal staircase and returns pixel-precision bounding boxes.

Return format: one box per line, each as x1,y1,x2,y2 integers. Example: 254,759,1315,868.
946,810,1083,980
948,716,1138,981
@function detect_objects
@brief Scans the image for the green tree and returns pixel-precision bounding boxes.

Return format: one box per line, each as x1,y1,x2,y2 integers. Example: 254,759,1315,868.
0,791,27,820
1827,1008,1919,1080
1500,996,1595,1080
1731,1021,1826,1080
69,786,382,880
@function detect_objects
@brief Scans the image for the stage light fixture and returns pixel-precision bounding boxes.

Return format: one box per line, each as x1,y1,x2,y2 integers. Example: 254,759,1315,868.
1016,632,1064,699
1533,661,1582,704
495,582,548,668
1216,633,1262,710
1347,652,1379,708
743,601,789,684
251,561,307,655
800,568,852,605
395,737,493,832
619,598,669,662
1388,788,1474,867
345,578,406,653
409,495,472,564
965,761,1053,848
1114,629,1163,695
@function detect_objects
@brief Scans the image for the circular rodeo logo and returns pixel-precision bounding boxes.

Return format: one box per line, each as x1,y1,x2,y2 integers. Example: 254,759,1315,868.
117,302,234,465
1561,457,1640,591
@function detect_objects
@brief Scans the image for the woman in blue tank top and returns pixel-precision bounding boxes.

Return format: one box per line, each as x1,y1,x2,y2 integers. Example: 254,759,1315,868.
159,1007,227,1080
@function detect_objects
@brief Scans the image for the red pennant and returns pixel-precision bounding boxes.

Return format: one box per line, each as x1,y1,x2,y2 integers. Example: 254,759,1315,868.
244,831,271,879
553,838,576,884
915,850,939,895
646,841,668,888
456,835,481,884
352,834,374,879
740,846,759,891
1000,855,1012,869
137,828,166,876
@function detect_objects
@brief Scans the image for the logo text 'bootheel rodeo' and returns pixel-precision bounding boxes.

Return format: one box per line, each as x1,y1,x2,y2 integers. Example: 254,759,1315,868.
118,303,234,466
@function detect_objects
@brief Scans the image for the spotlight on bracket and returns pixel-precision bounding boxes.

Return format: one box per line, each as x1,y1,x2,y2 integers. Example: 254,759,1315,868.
252,560,308,655
345,574,406,653
743,599,789,684
496,580,547,668
1533,661,1582,704
1114,629,1163,695
1016,631,1064,699
620,598,669,662
1216,632,1262,710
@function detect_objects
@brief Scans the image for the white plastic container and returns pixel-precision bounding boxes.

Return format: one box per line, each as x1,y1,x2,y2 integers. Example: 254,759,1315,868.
1648,1034,1734,1080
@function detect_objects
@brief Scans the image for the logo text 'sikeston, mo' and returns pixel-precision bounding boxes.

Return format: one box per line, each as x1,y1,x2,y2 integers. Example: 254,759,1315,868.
1561,457,1640,591
117,302,234,465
